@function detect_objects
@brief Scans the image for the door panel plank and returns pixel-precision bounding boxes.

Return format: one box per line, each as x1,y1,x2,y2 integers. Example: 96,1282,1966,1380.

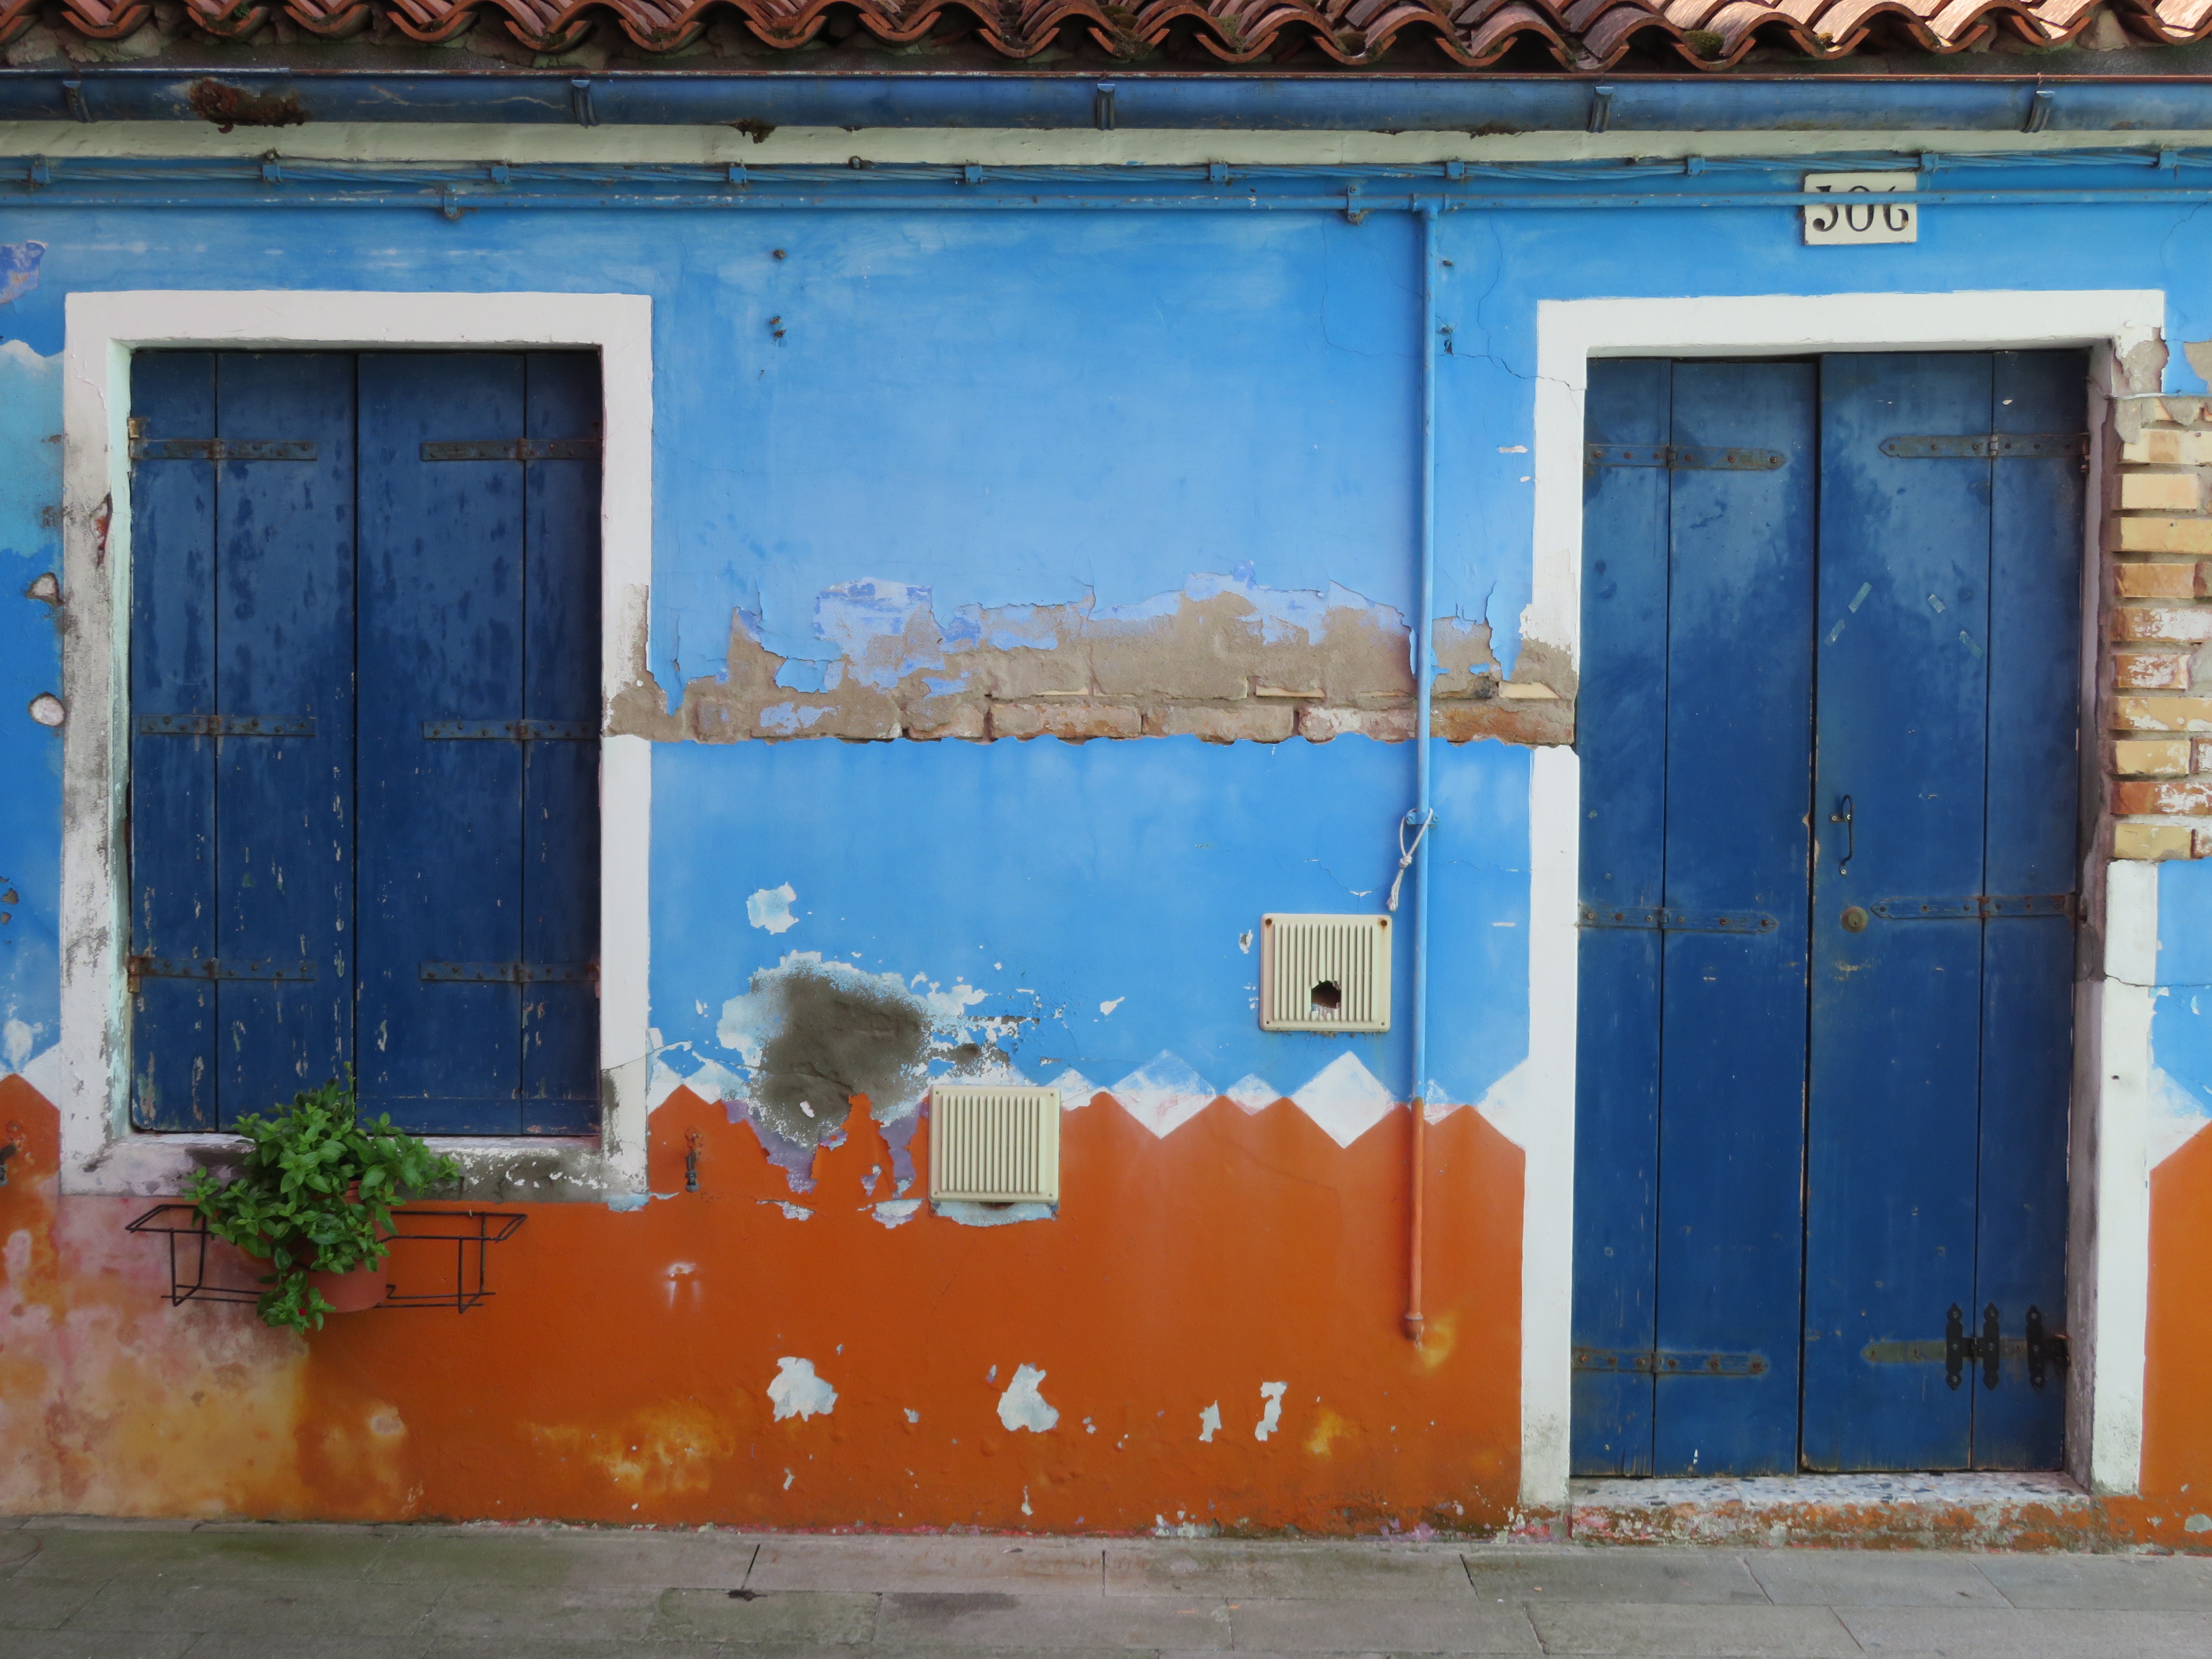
1652,362,1816,1477
210,353,356,1124
1572,359,1673,1477
519,351,602,1134
1972,350,2084,1468
1803,352,1994,1473
128,352,221,1130
356,353,528,1134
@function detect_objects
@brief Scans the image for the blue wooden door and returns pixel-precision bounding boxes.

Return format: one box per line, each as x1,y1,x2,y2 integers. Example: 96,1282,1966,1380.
128,350,601,1136
1574,351,2081,1475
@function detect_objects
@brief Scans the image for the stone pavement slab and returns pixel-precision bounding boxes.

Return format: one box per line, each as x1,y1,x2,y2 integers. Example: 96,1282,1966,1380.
372,1529,758,1590
652,1586,881,1643
1465,1550,1770,1606
0,1633,194,1659
422,1582,663,1643
1967,1549,2212,1608
1224,1595,1543,1651
873,1589,1231,1648
749,1537,1103,1593
1838,1604,2212,1655
1106,1542,1474,1598
15,1523,393,1583
1524,1603,1861,1657
58,1576,445,1638
1742,1552,2008,1607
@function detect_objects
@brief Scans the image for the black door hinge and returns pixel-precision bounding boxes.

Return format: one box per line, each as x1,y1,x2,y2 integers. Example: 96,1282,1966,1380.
1940,1302,2067,1391
2026,1304,2069,1390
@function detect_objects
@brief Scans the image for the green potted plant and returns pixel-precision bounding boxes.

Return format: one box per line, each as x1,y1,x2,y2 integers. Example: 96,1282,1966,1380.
186,1076,460,1333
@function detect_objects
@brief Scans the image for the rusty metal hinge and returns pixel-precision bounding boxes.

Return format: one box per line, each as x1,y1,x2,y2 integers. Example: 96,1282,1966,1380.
1577,903,1778,934
137,714,314,737
127,955,317,995
421,719,595,741
1585,444,1786,472
1880,433,2086,460
1573,1346,1771,1377
1862,1303,2067,1391
420,439,600,462
1870,893,2075,921
128,439,317,462
419,961,596,984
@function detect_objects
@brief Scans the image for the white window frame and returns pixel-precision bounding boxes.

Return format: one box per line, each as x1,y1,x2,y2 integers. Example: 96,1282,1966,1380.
55,291,654,1200
1522,289,2166,1506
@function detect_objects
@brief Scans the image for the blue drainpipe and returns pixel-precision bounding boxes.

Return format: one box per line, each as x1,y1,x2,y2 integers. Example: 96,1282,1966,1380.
1404,200,1441,1345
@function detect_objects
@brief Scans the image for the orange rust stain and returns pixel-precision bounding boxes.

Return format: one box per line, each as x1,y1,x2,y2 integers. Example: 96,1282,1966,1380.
2,1073,1524,1531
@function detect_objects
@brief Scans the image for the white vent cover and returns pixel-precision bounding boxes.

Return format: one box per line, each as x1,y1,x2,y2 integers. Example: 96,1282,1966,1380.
1260,913,1393,1032
929,1084,1062,1205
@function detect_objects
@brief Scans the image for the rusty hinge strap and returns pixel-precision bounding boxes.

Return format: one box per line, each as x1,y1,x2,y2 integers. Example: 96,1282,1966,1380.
1572,1347,1770,1377
421,719,596,741
419,961,597,984
137,714,314,737
129,956,315,983
1585,444,1786,472
420,439,601,462
128,439,317,461
1578,903,1778,934
1870,893,2075,920
1880,434,2086,460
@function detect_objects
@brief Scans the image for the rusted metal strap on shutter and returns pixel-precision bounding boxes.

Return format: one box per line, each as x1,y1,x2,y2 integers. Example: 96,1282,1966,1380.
1870,893,2075,920
128,955,315,982
1584,444,1786,472
420,719,596,741
419,961,597,984
1879,434,2086,460
1577,903,1779,934
128,439,318,461
1863,1303,2069,1391
1573,1347,1771,1377
137,714,314,737
420,439,601,461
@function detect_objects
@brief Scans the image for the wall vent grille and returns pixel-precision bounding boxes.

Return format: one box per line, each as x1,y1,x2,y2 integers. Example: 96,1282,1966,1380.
1260,913,1393,1032
929,1085,1062,1205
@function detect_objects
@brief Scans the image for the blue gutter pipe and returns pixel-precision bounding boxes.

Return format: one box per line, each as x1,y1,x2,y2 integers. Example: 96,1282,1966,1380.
16,70,2212,134
1405,200,1440,1347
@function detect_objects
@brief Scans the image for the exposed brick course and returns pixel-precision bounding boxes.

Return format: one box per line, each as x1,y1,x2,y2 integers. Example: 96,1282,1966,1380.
2110,400,2212,856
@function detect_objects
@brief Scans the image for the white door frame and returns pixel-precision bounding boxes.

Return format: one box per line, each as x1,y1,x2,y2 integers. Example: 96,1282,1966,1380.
1520,289,2166,1506
54,291,656,1199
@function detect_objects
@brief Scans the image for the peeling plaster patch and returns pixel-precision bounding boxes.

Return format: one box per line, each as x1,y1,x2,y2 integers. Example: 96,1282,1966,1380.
870,1199,922,1228
1021,1487,1033,1516
783,1470,796,1490
1051,1069,1099,1108
1224,1074,1280,1114
2150,1065,2212,1167
768,1358,837,1421
3,1018,33,1072
935,1200,1054,1227
1098,997,1124,1017
1111,1051,1217,1138
759,1200,813,1220
2187,1513,2212,1533
0,242,41,307
746,883,800,934
719,954,930,1149
923,981,987,1022
904,1408,920,1424
1255,1382,1287,1442
606,1193,652,1214
1290,1054,1399,1148
1239,931,1253,954
996,1364,1059,1433
759,703,827,736
1199,1403,1222,1443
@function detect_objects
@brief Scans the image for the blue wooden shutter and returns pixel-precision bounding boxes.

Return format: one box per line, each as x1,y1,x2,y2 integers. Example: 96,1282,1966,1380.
128,352,356,1129
355,352,600,1135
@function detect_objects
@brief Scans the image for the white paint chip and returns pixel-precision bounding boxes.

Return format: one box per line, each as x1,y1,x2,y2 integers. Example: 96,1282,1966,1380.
1255,1381,1287,1441
996,1363,1060,1433
1099,997,1124,1016
768,1357,838,1422
746,883,799,934
904,1408,920,1424
1199,1402,1222,1443
870,1199,923,1228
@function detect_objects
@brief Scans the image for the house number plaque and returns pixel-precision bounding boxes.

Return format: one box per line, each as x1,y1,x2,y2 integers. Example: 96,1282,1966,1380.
1803,172,1918,246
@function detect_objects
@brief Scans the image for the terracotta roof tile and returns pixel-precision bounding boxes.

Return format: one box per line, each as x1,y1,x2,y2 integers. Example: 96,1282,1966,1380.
9,0,2212,64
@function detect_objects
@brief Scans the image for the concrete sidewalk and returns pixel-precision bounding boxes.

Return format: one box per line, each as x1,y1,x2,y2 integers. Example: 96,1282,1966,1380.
3,1519,2210,1659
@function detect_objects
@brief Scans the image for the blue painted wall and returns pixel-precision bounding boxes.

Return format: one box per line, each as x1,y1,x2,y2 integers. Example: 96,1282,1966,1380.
2,169,2211,1156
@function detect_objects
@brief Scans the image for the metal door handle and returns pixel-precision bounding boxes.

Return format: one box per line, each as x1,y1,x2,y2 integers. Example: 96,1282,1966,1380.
1828,795,1854,876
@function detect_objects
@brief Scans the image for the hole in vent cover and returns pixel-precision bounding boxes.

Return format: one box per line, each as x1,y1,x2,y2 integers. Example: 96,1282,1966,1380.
1259,914,1391,1031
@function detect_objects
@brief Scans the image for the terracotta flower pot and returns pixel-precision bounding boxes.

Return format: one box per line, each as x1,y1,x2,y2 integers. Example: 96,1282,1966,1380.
305,1255,390,1313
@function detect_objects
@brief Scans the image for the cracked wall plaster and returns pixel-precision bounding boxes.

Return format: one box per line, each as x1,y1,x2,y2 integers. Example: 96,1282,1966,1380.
608,571,1575,749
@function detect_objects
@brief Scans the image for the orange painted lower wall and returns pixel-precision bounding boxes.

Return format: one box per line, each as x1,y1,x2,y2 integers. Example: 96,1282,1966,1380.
2131,1122,2212,1542
0,1074,1523,1531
